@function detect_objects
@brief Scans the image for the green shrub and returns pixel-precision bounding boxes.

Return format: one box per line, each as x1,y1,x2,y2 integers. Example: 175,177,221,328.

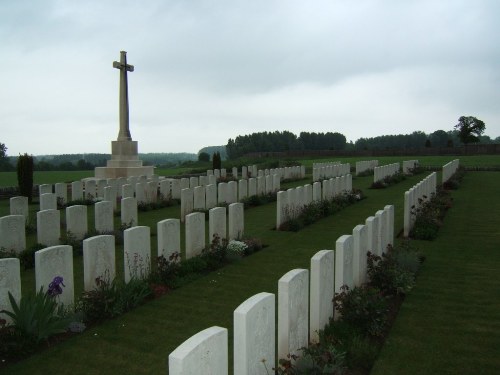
410,189,452,240
367,242,422,295
77,272,152,323
334,285,388,337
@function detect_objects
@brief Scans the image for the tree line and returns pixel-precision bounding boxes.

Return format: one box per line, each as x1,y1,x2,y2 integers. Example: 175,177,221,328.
226,131,347,159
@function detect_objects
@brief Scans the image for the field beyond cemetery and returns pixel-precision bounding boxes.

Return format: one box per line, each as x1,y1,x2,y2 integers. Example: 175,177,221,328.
1,156,499,374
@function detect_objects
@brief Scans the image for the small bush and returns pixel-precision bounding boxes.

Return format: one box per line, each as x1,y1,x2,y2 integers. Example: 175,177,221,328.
77,272,152,323
334,285,388,337
410,189,453,240
371,172,406,189
367,242,422,295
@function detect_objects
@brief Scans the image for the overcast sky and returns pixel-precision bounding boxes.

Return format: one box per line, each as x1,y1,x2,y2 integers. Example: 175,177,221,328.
1,0,499,156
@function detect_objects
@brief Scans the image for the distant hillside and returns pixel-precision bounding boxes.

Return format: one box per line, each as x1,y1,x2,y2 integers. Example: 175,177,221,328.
198,145,227,160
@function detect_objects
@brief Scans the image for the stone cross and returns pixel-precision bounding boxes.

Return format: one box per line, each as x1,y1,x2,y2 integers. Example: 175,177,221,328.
113,51,134,141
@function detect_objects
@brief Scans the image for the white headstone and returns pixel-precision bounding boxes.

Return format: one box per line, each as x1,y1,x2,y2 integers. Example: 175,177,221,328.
335,235,354,295
234,293,275,375
66,205,88,240
84,180,96,199
238,179,248,201
365,216,379,256
278,269,309,361
171,179,181,200
35,245,74,306
0,258,21,323
121,197,138,227
227,181,238,204
169,326,228,375
310,250,334,343
39,184,52,197
209,207,226,243
185,212,206,259
157,219,181,259
0,215,26,254
205,184,217,210
228,203,244,240
122,184,134,199
375,210,387,255
83,235,115,291
218,182,228,204
40,193,57,211
10,196,29,222
181,188,194,223
37,209,60,246
104,185,117,210
95,201,114,233
248,178,256,197
123,226,151,282
353,224,368,286
384,205,395,248
71,181,83,201
55,182,67,205
193,186,206,210
189,176,199,189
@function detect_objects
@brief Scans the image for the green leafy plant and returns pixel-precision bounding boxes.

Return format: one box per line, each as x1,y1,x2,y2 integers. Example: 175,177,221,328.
410,189,453,240
77,271,152,323
367,242,422,295
1,288,72,344
334,285,388,337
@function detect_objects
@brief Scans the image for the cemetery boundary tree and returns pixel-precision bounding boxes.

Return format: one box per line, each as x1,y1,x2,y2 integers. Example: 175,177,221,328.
17,153,34,203
454,116,486,144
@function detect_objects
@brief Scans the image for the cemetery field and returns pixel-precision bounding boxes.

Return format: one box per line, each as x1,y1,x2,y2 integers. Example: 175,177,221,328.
1,169,499,374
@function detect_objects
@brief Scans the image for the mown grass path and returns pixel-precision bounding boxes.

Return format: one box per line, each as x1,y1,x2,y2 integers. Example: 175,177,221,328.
3,172,498,374
372,172,500,375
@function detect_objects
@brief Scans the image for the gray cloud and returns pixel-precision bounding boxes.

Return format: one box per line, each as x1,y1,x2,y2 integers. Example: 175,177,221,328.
1,0,499,155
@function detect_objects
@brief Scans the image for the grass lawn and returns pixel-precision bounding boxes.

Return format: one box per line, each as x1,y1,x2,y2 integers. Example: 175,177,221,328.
0,167,499,374
371,172,500,375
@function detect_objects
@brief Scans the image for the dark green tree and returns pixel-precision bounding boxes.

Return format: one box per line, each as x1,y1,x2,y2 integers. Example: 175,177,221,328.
212,152,222,170
198,152,210,162
0,142,12,171
454,116,486,144
429,130,450,148
425,139,431,147
17,153,34,203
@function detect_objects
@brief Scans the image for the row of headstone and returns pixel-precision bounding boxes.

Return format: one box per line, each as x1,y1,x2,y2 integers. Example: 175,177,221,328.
373,162,400,183
206,168,228,179
355,160,379,175
312,162,350,182
180,176,281,222
169,204,394,374
36,175,160,208
1,196,137,252
403,172,437,237
442,159,460,184
184,203,245,259
276,175,353,229
0,203,246,321
207,165,305,182
402,160,419,175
